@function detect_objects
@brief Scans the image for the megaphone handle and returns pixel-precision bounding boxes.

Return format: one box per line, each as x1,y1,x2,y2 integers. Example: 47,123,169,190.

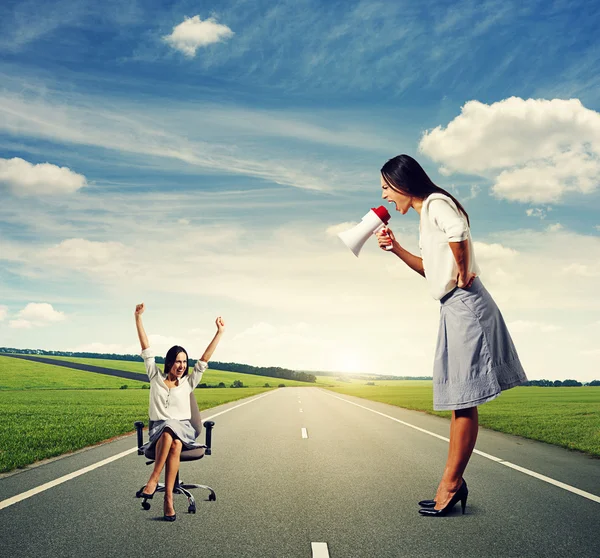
377,225,394,251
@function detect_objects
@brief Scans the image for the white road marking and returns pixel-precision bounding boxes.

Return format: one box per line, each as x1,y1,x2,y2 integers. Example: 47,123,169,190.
323,391,600,505
300,408,303,413
301,428,308,439
311,542,330,557
0,390,276,511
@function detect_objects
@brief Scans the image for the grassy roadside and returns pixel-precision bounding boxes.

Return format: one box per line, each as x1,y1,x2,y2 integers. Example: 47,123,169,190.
0,387,270,473
324,383,600,457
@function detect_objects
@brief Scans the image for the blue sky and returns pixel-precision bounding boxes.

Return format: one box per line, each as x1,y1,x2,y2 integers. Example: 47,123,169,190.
1,0,599,381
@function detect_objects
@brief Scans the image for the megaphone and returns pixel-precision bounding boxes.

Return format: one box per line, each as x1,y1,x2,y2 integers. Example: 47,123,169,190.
338,205,392,257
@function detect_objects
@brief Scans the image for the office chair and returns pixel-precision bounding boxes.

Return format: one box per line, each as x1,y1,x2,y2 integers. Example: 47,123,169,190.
134,391,216,514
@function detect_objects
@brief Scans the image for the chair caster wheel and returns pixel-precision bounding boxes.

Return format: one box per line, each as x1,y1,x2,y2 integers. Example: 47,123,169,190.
188,505,196,514
208,493,216,502
142,501,151,511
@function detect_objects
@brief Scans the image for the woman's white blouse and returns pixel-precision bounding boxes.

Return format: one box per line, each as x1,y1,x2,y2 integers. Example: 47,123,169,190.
419,193,480,301
141,348,208,421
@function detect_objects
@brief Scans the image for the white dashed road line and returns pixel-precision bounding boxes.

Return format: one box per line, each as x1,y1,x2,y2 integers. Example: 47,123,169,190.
311,542,330,557
301,427,309,439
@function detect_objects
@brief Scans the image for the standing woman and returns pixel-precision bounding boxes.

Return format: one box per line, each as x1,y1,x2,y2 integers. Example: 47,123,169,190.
134,302,225,521
376,154,527,517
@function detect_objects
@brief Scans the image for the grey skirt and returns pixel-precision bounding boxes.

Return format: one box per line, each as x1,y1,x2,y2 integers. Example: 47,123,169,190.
140,419,204,460
433,278,527,411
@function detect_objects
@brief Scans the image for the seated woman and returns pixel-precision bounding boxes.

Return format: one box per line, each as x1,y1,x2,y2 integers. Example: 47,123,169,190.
134,302,225,521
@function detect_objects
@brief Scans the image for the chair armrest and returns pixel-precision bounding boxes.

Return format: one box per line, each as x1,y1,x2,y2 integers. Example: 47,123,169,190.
203,420,215,455
134,421,145,455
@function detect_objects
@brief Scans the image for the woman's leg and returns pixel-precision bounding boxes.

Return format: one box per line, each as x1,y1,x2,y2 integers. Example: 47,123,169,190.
434,406,479,509
143,430,174,494
163,438,183,516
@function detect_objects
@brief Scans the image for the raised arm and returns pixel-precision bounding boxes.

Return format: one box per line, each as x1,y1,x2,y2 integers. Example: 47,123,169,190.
200,317,225,363
376,228,425,277
134,303,150,350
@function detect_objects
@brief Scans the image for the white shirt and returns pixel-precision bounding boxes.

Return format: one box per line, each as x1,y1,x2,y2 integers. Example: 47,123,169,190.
141,348,208,421
419,193,480,300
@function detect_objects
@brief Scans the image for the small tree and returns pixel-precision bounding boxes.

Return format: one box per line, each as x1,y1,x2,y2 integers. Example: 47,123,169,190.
231,379,244,388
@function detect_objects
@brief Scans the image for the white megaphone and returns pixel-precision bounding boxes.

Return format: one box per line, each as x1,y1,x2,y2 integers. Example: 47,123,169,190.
338,205,392,257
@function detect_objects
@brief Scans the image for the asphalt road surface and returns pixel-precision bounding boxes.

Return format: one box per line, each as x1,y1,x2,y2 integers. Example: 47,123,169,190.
1,387,599,558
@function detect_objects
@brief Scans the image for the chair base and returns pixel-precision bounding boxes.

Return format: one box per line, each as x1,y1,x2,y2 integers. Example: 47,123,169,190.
137,480,216,513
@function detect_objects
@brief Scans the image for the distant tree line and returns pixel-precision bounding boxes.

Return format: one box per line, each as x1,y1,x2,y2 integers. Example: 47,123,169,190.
0,347,316,383
522,379,600,387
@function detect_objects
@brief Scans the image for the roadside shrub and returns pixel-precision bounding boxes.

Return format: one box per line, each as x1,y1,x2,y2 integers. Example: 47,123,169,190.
231,380,244,388
119,385,128,389
278,384,286,388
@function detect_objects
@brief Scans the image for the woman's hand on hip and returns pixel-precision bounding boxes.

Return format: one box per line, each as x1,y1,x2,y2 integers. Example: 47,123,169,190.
376,227,395,251
457,272,477,289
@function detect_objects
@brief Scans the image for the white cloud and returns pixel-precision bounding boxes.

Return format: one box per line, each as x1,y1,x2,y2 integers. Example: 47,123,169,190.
44,239,131,275
9,302,66,329
163,16,234,57
0,89,377,192
325,222,357,237
419,97,600,203
561,263,600,277
526,207,550,219
473,241,518,261
0,157,87,196
0,305,7,321
9,319,34,329
546,223,563,232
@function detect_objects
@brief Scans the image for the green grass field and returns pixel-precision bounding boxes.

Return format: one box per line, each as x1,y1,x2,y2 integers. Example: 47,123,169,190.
327,382,600,456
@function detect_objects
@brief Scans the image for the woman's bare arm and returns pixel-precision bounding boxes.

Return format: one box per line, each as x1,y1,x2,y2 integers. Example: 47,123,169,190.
376,228,425,277
134,303,150,350
200,317,225,362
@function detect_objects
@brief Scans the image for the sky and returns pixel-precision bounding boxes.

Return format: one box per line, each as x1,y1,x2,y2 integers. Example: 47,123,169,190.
1,0,599,382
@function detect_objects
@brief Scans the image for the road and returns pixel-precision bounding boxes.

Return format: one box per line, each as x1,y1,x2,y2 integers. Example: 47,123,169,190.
1,387,599,558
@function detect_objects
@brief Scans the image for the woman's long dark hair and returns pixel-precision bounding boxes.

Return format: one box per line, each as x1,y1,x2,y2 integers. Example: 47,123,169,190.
381,154,470,225
164,345,189,378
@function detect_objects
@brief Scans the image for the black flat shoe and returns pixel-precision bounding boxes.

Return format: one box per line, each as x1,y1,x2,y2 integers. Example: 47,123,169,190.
419,481,468,517
163,514,176,522
135,486,157,499
418,499,436,508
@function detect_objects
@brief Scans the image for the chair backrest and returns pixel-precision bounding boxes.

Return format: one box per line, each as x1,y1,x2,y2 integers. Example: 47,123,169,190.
189,390,202,439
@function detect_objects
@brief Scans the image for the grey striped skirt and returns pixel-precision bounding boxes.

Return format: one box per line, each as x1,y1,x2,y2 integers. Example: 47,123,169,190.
433,278,527,411
140,419,204,460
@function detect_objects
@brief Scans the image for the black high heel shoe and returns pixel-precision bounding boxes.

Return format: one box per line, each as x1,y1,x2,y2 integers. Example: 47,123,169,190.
418,481,468,516
163,514,176,522
135,485,157,499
